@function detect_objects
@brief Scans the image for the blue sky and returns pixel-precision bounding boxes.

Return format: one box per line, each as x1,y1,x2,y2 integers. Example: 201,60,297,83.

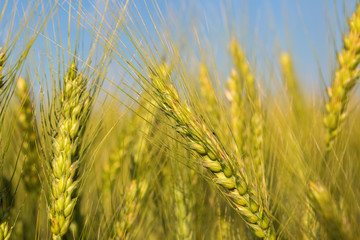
1,0,357,91
138,0,355,90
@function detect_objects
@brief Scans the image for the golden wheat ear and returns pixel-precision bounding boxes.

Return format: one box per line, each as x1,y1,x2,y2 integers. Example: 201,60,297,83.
143,64,275,239
324,3,360,155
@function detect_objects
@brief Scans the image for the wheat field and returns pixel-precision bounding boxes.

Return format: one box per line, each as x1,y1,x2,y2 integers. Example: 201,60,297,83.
0,0,360,239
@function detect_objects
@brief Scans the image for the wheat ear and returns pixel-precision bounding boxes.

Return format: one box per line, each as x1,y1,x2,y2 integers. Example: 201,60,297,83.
16,77,42,239
0,47,12,240
301,200,319,240
198,63,221,123
109,88,159,238
16,78,40,191
102,128,132,199
230,41,266,199
49,61,90,240
227,69,246,157
279,53,304,116
172,158,194,240
113,180,148,240
146,67,275,239
308,182,350,240
324,3,360,153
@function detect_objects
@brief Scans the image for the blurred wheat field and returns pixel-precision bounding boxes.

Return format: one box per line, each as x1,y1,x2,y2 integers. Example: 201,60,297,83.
0,0,360,239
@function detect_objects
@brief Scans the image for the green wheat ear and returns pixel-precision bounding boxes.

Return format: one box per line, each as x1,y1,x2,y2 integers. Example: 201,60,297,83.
16,77,40,192
279,53,304,116
145,64,275,239
308,182,350,240
229,40,267,201
49,61,91,240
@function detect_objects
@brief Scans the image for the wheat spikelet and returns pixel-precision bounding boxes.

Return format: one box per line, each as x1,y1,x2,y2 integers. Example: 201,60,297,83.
0,222,11,240
324,3,360,153
146,65,275,239
49,61,91,240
